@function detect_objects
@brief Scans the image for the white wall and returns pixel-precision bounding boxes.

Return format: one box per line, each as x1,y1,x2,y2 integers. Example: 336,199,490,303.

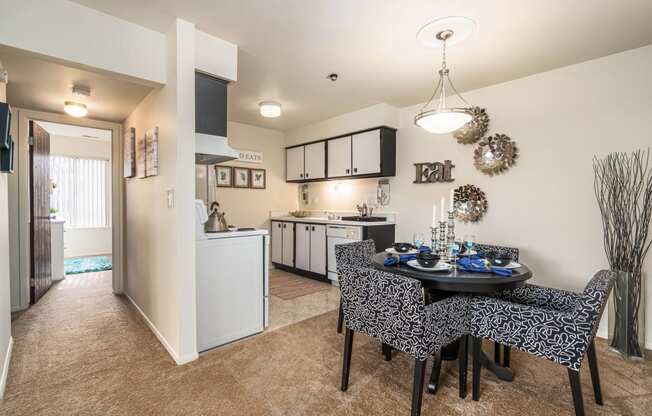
284,103,399,146
50,135,112,258
0,0,166,85
295,45,652,347
123,19,197,364
211,122,298,229
0,63,13,399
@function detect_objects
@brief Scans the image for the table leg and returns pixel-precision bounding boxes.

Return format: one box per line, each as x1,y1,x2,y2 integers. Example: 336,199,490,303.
479,350,514,382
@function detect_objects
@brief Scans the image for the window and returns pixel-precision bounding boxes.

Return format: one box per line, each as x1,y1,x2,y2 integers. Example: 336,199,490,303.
50,156,111,228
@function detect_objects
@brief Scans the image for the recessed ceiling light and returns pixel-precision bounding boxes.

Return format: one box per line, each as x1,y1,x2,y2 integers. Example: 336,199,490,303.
64,101,88,118
259,101,281,118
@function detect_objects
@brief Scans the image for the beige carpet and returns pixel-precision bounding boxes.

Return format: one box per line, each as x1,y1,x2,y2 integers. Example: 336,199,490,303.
269,269,330,300
1,271,651,415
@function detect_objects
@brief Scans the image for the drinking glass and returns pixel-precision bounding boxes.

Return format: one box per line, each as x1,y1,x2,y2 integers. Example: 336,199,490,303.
413,232,425,250
464,234,476,258
449,243,460,270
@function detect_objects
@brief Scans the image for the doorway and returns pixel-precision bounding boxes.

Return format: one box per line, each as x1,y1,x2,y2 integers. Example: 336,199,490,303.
15,109,124,308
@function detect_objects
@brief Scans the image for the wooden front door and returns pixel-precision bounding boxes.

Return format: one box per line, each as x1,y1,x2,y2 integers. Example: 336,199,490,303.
29,120,52,304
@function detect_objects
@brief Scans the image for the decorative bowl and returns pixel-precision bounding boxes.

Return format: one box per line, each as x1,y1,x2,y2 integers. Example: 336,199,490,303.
416,253,440,268
393,242,413,253
487,256,511,267
289,210,311,218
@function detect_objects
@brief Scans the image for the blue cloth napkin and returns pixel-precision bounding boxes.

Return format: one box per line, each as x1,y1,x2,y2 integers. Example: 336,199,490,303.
457,257,512,276
418,246,431,254
383,254,416,266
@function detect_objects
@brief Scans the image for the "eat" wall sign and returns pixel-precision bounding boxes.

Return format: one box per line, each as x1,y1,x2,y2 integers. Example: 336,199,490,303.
413,160,455,184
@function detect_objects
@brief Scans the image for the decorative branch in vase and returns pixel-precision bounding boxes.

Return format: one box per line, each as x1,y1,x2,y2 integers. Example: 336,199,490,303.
594,149,652,360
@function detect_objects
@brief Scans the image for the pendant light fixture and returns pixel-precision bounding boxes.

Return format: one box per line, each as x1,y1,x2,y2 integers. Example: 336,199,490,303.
414,17,476,134
64,84,90,118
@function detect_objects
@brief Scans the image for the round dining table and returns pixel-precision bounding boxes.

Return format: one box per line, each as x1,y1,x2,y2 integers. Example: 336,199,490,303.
371,252,533,394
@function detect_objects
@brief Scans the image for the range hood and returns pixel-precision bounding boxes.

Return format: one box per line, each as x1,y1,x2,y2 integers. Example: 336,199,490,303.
195,133,239,164
195,71,239,165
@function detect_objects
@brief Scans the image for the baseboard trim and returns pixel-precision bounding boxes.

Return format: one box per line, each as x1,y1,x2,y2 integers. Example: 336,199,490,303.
125,294,197,366
596,328,651,350
0,336,14,400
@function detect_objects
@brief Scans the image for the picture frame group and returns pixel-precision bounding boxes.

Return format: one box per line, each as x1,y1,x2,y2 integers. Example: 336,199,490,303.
216,166,266,189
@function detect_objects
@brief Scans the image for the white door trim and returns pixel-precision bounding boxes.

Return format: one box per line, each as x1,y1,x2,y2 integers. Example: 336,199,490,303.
14,108,125,307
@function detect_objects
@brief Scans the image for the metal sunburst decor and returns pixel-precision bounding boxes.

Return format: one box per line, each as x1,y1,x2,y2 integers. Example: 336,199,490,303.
453,184,488,222
453,106,489,144
473,134,518,175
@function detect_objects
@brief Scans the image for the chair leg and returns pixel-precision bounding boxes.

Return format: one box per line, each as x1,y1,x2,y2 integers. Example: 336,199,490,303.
587,340,603,405
427,349,442,394
411,359,427,416
472,337,482,401
494,341,501,364
341,328,354,391
503,345,511,368
459,335,468,399
336,299,344,334
382,343,392,361
568,369,585,416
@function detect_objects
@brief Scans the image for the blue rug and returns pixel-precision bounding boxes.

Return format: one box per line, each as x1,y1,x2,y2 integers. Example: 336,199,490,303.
64,256,112,275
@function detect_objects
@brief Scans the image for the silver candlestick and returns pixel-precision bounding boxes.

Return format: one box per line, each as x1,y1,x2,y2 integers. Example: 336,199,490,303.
430,226,438,253
438,220,448,261
447,210,456,253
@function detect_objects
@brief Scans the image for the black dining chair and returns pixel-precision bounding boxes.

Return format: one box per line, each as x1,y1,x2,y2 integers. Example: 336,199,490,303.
469,270,616,416
334,239,377,335
336,242,470,416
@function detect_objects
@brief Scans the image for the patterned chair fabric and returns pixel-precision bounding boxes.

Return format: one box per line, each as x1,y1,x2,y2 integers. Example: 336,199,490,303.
334,239,376,272
472,243,519,261
470,270,616,371
335,243,470,361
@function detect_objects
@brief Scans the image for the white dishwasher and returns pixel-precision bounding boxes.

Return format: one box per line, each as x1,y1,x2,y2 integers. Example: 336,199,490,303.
327,224,362,285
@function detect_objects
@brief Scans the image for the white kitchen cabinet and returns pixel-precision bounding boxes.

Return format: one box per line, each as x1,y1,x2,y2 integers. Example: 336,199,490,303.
51,220,65,281
295,223,311,271
304,142,325,180
281,222,294,267
352,129,381,175
327,135,351,177
309,224,326,275
286,146,305,181
271,221,283,264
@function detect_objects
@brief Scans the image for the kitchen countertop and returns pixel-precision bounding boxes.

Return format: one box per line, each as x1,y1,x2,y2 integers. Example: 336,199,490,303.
200,229,269,240
270,216,395,227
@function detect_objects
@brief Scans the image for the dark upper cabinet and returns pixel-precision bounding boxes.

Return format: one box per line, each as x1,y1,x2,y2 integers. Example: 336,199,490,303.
195,72,228,137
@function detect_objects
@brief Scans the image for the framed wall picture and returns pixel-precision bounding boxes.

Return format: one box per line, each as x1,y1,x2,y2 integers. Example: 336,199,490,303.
136,131,147,178
250,168,266,189
123,127,136,178
145,126,159,177
215,165,233,187
233,167,250,188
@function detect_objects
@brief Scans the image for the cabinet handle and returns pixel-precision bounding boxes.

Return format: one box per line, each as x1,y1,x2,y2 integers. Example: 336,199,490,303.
305,173,309,178
305,225,309,231
353,167,358,173
300,173,303,178
345,168,350,174
311,226,315,231
283,224,286,229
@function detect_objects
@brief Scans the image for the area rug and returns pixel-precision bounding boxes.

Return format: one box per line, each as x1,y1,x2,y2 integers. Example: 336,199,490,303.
269,272,330,300
64,256,112,275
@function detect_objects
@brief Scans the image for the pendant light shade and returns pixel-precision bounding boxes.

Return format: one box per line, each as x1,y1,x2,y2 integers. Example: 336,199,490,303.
259,101,281,118
414,25,473,134
64,101,88,118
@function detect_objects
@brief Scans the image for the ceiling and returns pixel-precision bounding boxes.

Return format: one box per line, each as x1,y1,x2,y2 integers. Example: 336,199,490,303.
70,0,652,131
0,45,152,123
38,121,112,142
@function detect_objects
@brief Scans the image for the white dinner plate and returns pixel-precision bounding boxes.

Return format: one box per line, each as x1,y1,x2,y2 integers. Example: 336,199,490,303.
504,261,521,269
458,250,478,256
406,259,452,272
385,247,418,255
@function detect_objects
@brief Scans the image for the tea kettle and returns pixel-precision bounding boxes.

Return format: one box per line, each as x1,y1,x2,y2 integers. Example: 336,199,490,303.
205,201,229,232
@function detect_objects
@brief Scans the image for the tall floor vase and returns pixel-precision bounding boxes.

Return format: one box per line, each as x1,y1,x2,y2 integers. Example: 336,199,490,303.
608,271,645,360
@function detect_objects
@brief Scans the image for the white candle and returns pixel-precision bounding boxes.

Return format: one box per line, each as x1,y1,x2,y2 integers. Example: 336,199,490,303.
450,189,455,212
432,204,437,227
440,196,445,222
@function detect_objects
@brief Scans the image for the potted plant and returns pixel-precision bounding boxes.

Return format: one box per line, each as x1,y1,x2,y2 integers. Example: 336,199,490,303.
594,149,652,360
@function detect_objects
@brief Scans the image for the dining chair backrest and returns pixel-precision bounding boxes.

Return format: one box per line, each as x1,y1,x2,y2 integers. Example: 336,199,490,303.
574,270,616,338
334,239,376,273
336,259,434,360
474,243,519,261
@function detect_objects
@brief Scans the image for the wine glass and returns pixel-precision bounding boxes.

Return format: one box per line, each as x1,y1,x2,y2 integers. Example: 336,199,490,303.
449,242,460,270
413,232,425,251
464,234,476,259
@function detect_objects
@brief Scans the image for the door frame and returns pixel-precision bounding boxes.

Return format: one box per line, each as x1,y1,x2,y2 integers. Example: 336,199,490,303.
15,108,124,308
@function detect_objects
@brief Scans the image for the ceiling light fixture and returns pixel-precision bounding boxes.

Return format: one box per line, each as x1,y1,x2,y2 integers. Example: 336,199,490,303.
259,101,281,118
64,84,91,118
64,101,88,118
414,17,476,134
